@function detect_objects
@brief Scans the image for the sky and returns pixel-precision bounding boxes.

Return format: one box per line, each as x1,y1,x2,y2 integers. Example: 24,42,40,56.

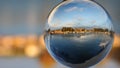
48,0,113,30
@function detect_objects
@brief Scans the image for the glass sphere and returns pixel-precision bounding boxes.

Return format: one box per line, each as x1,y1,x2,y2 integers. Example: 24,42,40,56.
44,0,114,68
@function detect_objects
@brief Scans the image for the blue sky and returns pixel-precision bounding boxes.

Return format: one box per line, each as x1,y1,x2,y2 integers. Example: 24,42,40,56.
48,0,113,30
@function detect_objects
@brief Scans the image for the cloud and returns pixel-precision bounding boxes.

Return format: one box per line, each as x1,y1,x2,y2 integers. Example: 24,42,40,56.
65,6,84,12
48,18,61,28
91,20,96,24
77,16,84,21
65,23,75,27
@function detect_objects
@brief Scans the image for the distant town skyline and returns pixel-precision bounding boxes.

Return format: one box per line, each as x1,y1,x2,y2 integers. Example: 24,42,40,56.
47,27,113,36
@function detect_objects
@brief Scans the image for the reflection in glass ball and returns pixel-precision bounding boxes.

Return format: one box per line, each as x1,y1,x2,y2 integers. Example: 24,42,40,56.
44,0,114,68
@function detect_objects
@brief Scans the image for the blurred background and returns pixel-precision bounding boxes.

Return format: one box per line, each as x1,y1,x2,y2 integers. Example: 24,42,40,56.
0,0,119,68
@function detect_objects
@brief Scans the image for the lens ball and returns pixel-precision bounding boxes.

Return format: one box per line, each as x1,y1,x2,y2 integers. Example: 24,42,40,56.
44,0,114,68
